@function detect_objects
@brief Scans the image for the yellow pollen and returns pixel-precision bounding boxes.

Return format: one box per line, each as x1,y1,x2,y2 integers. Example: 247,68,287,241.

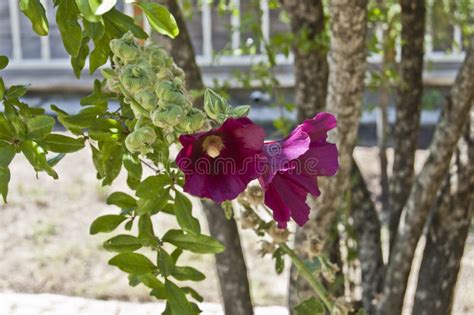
202,135,225,158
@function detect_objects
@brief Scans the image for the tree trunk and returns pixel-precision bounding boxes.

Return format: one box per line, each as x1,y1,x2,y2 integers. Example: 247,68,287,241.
279,1,330,310
351,161,384,314
412,109,473,315
377,44,474,315
388,0,425,252
280,0,329,119
152,2,254,314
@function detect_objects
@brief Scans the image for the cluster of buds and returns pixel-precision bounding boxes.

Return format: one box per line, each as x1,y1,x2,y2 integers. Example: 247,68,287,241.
102,32,207,153
238,185,264,207
204,89,251,124
302,235,325,259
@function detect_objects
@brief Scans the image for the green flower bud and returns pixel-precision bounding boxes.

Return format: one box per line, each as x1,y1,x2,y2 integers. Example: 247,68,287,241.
177,108,206,132
135,89,158,111
156,68,174,81
152,106,185,128
146,45,169,67
204,88,230,121
110,35,140,62
170,64,185,80
155,81,186,105
120,64,153,93
125,126,157,154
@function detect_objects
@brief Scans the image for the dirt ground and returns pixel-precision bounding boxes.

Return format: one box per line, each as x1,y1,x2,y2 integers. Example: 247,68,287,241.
0,145,472,313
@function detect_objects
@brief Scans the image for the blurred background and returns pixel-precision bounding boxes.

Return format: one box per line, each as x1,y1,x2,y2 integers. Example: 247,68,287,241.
0,0,472,315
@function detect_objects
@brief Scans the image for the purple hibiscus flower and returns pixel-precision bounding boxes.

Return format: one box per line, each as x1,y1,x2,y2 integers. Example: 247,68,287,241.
259,112,339,228
176,117,265,203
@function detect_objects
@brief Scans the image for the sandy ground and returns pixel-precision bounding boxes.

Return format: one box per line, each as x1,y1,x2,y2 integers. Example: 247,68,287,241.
0,146,472,313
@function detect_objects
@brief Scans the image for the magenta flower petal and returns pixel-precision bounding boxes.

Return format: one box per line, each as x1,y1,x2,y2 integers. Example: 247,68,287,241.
259,112,339,228
176,117,265,203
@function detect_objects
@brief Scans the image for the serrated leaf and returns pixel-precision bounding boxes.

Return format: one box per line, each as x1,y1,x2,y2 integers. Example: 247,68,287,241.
56,0,82,57
103,9,147,39
19,0,49,36
162,230,225,254
136,2,179,38
106,191,137,209
39,134,85,153
165,280,195,315
89,214,126,234
26,115,55,140
103,234,142,252
109,252,156,275
174,191,200,235
172,266,205,282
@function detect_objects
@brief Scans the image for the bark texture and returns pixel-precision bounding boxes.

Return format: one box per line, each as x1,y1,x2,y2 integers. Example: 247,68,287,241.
280,0,328,119
377,45,474,315
388,0,425,251
309,0,368,238
412,109,473,315
152,2,254,314
351,161,384,314
280,1,330,310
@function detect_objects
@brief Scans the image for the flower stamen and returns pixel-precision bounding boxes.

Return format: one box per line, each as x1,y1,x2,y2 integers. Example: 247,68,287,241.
202,135,225,158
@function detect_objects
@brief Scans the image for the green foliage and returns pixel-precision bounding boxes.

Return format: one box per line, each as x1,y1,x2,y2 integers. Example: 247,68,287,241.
137,2,179,38
109,252,156,275
163,229,225,254
295,297,325,315
19,0,49,36
90,214,127,234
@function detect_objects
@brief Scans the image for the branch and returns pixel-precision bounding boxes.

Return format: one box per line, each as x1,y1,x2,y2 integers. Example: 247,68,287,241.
377,45,474,315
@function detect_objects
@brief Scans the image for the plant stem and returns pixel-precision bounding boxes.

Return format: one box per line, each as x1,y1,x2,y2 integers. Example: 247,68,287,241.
279,243,333,311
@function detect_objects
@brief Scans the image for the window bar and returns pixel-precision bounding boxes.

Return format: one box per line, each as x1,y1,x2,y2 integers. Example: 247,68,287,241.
230,0,241,51
260,0,270,53
8,0,22,60
453,25,462,54
40,0,51,60
202,0,213,63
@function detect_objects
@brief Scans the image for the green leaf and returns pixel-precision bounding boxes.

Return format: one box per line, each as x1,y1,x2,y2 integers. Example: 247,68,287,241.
71,36,90,79
157,249,175,277
294,297,325,315
0,78,5,99
90,0,117,15
20,140,58,179
47,153,66,167
89,214,126,235
74,0,102,22
56,0,83,57
174,191,200,235
182,287,204,303
172,266,205,282
162,230,225,254
136,175,171,198
103,234,142,253
90,35,111,74
106,192,137,209
123,153,142,189
0,146,16,167
39,134,85,153
138,273,165,291
103,9,147,39
19,0,49,36
230,105,251,118
138,214,158,246
136,2,179,38
6,85,29,99
26,115,55,140
164,280,195,315
109,252,156,275
0,55,9,70
0,113,14,140
0,166,10,203
101,141,123,186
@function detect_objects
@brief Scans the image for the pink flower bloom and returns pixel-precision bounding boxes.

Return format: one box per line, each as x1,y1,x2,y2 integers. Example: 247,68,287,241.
176,117,265,203
259,112,339,228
